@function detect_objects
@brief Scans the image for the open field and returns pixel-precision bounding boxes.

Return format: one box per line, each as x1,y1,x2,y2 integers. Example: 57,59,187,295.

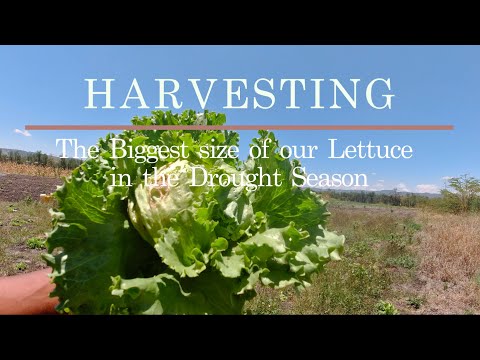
245,204,480,314
1,172,479,314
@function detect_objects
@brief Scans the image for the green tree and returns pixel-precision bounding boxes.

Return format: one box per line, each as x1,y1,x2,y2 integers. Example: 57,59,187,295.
13,150,22,164
40,153,48,166
67,158,80,169
60,157,67,169
34,151,42,164
390,188,401,206
441,174,480,213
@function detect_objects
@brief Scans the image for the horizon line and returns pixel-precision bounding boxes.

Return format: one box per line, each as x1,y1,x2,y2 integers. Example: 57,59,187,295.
25,124,454,131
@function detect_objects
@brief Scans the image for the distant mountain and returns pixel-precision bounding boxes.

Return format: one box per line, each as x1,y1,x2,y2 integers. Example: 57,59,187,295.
374,189,441,198
313,188,442,199
0,148,35,157
0,148,82,168
0,147,58,161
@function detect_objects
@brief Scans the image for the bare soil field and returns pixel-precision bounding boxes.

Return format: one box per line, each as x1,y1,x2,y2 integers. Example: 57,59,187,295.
0,173,62,202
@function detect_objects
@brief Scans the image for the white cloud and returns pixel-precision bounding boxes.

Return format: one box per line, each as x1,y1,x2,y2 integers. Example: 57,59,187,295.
371,172,377,176
441,176,453,181
396,182,410,192
14,129,31,137
369,180,385,191
416,184,441,194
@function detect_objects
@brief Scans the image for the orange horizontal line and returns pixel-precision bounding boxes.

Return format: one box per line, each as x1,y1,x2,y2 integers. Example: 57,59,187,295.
25,125,454,131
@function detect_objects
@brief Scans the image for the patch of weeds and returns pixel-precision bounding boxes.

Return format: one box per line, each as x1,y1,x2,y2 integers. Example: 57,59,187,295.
403,221,421,244
386,254,416,269
26,237,46,250
7,205,18,213
286,260,390,314
15,262,27,271
375,300,399,315
387,233,409,250
346,241,371,258
246,295,281,315
383,218,421,252
406,296,423,309
10,219,28,227
404,219,422,232
474,272,480,287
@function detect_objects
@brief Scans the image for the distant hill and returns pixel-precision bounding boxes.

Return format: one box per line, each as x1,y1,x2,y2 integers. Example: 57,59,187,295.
313,188,441,199
374,189,441,199
0,147,67,160
0,148,81,169
0,148,36,157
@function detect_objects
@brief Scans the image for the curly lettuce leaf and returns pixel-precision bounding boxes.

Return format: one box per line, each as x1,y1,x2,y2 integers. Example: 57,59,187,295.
111,270,252,315
246,131,330,232
43,171,159,314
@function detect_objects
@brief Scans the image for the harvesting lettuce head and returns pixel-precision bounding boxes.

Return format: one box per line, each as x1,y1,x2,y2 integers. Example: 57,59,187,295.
128,160,212,245
44,110,344,314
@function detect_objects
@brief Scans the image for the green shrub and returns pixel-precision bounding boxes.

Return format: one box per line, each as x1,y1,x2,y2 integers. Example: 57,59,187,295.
386,254,416,269
406,297,423,309
375,300,398,315
26,237,46,249
15,262,27,271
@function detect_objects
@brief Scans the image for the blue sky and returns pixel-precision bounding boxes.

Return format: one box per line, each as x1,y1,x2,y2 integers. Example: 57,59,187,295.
1,45,479,193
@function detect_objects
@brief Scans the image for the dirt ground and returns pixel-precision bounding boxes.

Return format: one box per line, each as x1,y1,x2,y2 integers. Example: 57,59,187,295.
0,173,62,202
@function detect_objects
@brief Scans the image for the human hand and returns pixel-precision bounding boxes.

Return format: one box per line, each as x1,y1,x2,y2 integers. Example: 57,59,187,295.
0,268,59,315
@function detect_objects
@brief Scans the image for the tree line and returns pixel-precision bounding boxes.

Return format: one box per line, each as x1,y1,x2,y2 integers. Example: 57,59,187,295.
319,174,480,214
0,149,82,170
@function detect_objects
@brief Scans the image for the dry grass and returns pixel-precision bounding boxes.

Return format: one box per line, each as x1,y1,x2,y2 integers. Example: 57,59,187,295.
0,161,70,178
247,204,480,314
414,212,480,313
246,206,417,314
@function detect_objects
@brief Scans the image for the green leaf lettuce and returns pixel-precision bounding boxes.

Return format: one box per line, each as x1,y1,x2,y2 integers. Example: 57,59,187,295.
44,110,344,314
